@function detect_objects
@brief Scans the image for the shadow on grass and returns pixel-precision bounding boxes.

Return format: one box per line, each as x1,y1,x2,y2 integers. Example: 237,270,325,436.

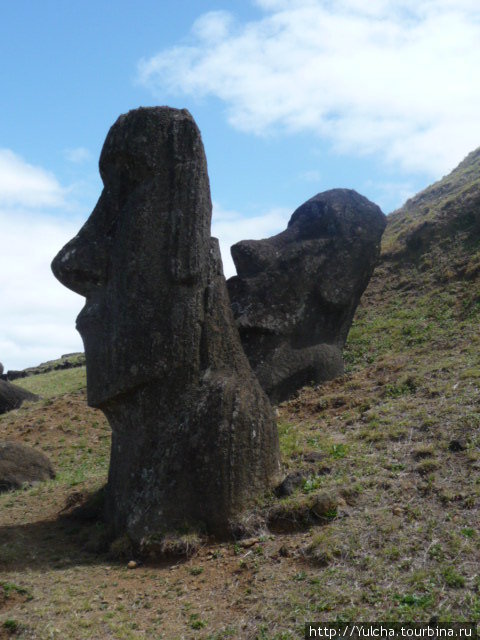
0,517,187,572
0,488,191,572
0,516,110,571
1,487,107,570
0,487,108,570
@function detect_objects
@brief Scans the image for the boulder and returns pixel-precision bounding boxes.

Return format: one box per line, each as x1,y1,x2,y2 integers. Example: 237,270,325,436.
6,370,26,381
51,107,281,542
0,380,38,415
0,441,55,492
227,189,387,403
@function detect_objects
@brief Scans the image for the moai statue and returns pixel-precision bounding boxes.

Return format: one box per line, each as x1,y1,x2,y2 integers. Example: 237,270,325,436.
228,189,387,403
52,107,281,544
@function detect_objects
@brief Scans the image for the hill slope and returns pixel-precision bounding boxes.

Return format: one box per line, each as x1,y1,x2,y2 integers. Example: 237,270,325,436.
0,151,479,638
349,145,480,370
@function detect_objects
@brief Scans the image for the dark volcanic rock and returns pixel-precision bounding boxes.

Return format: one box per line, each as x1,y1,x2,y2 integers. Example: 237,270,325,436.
51,107,281,543
449,439,467,453
0,441,55,492
274,471,305,497
227,189,386,402
0,380,38,415
6,370,27,381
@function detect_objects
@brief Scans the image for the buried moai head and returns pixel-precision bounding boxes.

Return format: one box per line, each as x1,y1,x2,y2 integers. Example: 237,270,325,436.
52,107,212,408
227,189,387,403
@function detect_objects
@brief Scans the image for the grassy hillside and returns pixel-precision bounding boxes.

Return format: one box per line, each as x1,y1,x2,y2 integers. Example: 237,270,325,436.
15,366,87,398
5,354,85,382
0,151,479,638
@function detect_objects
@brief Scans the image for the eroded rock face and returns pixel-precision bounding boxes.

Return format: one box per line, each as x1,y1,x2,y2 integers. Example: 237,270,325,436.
0,380,38,415
227,189,387,403
52,107,281,542
0,441,55,492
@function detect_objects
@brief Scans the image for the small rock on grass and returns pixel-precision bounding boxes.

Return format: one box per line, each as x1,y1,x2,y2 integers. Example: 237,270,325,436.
278,544,291,557
239,537,260,548
310,493,338,521
303,452,324,463
449,439,467,452
274,472,305,497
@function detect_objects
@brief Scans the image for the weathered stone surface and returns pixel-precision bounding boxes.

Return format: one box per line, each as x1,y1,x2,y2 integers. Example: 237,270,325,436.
227,189,386,403
0,441,55,492
52,107,281,542
0,380,38,415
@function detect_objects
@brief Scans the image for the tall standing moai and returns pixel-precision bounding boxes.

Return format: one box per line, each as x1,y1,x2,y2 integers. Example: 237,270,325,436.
52,107,281,543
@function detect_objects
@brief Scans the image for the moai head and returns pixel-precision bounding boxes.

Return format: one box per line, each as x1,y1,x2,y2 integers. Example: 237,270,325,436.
52,107,212,408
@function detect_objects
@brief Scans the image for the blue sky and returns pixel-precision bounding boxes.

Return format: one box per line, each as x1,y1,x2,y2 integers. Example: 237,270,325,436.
1,0,480,370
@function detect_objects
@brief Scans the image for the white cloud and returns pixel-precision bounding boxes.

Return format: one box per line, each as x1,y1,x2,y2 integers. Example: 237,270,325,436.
138,0,480,176
192,11,233,42
64,147,91,164
212,202,290,277
0,207,85,371
0,150,85,371
0,149,67,208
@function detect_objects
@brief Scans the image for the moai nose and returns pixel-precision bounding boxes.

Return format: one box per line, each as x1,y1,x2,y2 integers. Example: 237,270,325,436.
51,207,108,297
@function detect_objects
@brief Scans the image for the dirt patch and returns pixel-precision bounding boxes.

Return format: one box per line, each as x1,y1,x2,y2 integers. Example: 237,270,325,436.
0,584,30,613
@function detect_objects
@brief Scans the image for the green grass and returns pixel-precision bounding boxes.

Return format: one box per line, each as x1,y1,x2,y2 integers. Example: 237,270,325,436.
382,146,480,256
0,581,31,599
442,567,466,589
3,619,21,632
14,366,86,398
